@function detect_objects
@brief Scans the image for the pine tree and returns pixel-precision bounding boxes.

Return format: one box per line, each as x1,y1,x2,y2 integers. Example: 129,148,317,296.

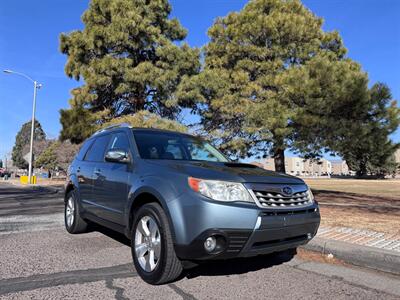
60,0,199,143
177,0,370,172
11,120,46,169
332,83,400,177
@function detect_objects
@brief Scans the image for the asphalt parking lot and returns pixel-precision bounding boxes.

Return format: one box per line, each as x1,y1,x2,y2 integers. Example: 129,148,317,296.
0,183,399,299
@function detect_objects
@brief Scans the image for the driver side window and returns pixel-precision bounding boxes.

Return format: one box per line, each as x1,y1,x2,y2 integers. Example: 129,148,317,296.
108,132,130,152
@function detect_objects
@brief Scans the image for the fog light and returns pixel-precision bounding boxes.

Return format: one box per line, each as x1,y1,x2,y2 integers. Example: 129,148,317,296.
204,236,217,252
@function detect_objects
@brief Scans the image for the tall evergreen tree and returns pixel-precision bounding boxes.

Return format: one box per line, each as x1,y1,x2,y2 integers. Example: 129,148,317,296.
177,0,371,172
331,83,400,177
60,0,200,143
11,120,46,169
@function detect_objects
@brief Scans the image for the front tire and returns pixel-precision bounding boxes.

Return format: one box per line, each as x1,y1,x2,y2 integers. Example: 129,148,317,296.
64,190,88,234
131,203,182,285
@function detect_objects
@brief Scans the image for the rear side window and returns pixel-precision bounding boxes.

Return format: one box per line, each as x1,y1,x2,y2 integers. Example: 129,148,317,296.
84,134,111,162
76,139,94,161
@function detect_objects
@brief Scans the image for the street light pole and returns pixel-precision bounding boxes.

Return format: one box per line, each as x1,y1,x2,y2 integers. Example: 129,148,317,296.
27,80,38,184
3,69,42,184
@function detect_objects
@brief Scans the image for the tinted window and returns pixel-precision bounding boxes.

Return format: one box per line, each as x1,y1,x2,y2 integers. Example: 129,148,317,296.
186,141,224,162
76,139,94,161
84,135,111,162
133,131,228,162
165,144,184,160
108,132,130,152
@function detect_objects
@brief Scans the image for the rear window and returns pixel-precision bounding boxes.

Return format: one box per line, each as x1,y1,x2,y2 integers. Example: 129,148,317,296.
76,139,94,161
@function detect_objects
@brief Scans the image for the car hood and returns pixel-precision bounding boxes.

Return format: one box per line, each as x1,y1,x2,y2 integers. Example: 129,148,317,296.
145,160,304,184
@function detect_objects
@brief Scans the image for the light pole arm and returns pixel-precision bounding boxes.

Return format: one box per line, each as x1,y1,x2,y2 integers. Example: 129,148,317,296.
3,70,36,83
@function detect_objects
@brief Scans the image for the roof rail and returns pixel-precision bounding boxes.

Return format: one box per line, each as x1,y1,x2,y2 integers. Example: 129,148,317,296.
92,123,131,136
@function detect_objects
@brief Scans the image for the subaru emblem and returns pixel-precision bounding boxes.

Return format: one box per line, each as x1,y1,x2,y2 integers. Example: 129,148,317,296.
282,186,293,196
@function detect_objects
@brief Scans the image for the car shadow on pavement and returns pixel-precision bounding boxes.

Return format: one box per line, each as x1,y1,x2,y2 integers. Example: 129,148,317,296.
89,224,296,282
182,249,296,280
89,224,131,247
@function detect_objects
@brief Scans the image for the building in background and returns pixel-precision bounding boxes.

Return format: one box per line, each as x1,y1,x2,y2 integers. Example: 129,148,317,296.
331,160,350,176
395,149,400,164
252,157,345,177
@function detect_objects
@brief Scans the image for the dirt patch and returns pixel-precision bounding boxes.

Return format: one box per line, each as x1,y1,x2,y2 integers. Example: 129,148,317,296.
313,189,400,235
296,248,348,267
319,206,400,235
314,189,400,207
305,178,400,199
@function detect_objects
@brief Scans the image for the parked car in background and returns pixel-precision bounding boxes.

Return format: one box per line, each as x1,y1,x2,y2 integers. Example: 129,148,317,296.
64,124,320,284
0,168,11,178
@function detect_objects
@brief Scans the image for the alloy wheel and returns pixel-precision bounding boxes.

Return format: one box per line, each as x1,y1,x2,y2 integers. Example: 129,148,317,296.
134,215,161,272
66,197,75,228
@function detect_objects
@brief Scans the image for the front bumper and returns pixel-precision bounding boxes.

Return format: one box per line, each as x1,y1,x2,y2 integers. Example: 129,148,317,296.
174,205,320,260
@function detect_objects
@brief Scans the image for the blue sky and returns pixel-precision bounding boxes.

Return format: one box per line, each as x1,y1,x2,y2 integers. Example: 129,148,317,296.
1,0,399,160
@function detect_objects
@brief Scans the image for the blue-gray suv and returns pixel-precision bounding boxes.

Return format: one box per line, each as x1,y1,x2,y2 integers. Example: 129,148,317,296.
64,124,320,284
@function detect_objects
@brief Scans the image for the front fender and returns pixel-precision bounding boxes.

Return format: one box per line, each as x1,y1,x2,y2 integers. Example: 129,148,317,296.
64,174,80,201
124,176,184,241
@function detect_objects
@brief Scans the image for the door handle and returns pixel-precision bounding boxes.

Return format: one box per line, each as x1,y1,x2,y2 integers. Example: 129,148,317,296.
94,169,101,176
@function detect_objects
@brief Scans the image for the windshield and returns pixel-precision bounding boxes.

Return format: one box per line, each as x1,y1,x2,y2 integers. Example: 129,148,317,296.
133,131,229,162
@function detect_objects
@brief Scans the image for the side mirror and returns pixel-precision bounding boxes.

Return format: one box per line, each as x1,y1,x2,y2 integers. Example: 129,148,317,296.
105,148,130,164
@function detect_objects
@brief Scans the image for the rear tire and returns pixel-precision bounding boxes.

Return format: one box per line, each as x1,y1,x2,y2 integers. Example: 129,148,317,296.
64,190,88,234
131,202,182,285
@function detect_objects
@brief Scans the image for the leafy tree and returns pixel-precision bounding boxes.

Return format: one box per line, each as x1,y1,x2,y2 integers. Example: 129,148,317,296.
35,141,58,171
22,140,52,168
177,0,371,172
12,120,46,169
0,160,3,168
54,140,81,171
60,0,199,143
36,140,81,172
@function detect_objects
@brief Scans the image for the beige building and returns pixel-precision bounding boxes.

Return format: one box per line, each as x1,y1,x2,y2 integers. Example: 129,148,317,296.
331,161,350,175
395,149,400,164
255,157,333,177
302,158,331,176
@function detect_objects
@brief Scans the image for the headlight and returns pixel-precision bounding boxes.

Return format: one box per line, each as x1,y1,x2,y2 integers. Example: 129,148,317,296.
188,177,254,203
306,188,315,202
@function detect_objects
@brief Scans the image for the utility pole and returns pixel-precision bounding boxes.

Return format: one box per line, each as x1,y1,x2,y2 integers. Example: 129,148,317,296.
3,69,42,184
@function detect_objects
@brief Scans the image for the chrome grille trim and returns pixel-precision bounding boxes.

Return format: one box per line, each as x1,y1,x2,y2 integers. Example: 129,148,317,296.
248,188,313,209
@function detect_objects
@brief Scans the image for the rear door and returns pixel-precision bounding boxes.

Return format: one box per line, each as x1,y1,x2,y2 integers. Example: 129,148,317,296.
81,134,111,216
93,131,132,225
73,139,94,205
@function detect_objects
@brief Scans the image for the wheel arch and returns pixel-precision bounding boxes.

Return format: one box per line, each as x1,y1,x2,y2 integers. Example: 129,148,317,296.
64,182,75,203
64,174,80,203
126,188,176,243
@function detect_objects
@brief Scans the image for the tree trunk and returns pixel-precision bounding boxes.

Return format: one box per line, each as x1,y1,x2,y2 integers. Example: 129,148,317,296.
356,161,368,178
273,148,286,173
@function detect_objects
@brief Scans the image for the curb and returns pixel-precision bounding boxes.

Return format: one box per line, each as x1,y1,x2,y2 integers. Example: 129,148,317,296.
0,181,62,194
301,237,400,276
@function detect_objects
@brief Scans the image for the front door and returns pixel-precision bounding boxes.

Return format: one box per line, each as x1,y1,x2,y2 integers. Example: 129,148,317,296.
80,133,111,216
93,131,132,225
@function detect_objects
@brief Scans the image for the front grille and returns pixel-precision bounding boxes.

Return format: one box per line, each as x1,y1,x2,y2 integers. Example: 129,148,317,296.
251,189,312,209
